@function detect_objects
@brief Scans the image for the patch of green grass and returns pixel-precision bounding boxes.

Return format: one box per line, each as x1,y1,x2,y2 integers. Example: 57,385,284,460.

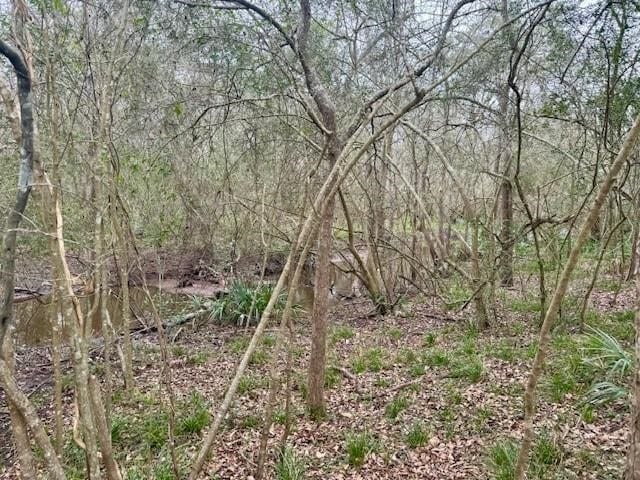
395,348,418,366
447,387,463,405
273,409,294,426
422,349,450,367
386,326,403,341
275,446,306,480
110,414,130,444
207,280,288,325
508,297,543,314
324,366,341,388
249,348,270,365
262,334,276,347
241,414,261,429
450,357,483,383
187,351,209,365
142,412,168,449
345,430,378,467
444,280,472,309
423,332,437,347
385,395,410,420
473,406,493,432
352,347,386,373
491,341,516,362
153,460,176,480
177,392,210,435
63,440,87,479
331,324,355,343
545,369,577,402
460,337,477,355
228,336,250,354
238,375,261,395
405,421,429,448
408,362,425,377
172,345,187,357
531,431,562,478
580,405,595,423
487,439,518,480
509,321,526,337
597,278,620,293
374,377,390,388
438,406,457,439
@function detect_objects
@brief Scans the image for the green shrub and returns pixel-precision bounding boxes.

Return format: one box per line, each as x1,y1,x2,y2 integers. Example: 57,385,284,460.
581,326,632,405
207,281,289,325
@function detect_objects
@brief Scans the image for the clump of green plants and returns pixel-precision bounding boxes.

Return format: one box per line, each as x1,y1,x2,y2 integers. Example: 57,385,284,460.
405,421,429,448
228,336,250,354
331,324,355,343
110,414,130,444
487,439,518,480
187,351,209,365
249,348,270,365
581,326,632,405
546,369,577,403
345,430,378,467
408,362,425,377
262,334,276,347
275,446,306,480
491,340,516,362
385,395,410,420
386,326,403,340
508,297,543,314
423,332,437,347
395,348,418,366
241,414,262,429
142,412,168,449
352,347,386,373
530,431,563,478
238,374,261,395
422,349,450,367
177,392,210,435
450,357,483,382
207,281,288,325
443,280,472,309
324,366,341,388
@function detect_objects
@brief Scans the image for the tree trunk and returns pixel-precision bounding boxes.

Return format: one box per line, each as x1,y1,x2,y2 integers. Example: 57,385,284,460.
0,37,65,480
307,193,336,419
625,226,640,479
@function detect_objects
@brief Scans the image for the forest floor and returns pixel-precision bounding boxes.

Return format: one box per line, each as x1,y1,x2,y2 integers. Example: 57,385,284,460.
0,275,634,479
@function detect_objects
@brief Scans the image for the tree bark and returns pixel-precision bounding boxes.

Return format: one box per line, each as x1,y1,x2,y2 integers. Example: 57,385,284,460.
625,214,640,479
0,38,65,480
307,193,335,418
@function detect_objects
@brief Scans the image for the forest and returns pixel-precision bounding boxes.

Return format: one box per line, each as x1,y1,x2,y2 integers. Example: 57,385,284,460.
1,0,640,478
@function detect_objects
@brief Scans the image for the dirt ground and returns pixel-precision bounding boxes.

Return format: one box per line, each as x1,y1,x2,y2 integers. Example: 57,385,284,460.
0,281,632,479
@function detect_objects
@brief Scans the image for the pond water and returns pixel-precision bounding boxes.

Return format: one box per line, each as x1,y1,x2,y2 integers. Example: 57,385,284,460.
12,267,359,345
13,287,189,346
